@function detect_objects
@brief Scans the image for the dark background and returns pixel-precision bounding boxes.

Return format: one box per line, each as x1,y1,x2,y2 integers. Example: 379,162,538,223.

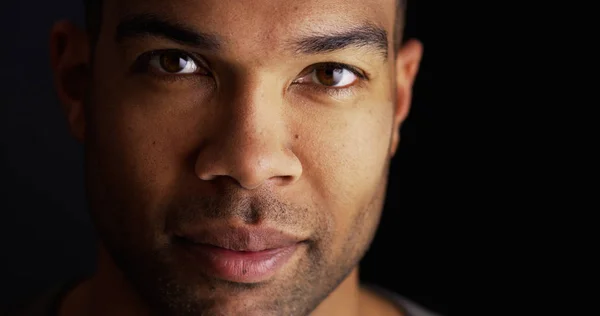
1,0,445,314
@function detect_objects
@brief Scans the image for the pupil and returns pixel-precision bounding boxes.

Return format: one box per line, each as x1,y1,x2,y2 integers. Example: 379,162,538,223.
317,67,343,86
160,53,187,73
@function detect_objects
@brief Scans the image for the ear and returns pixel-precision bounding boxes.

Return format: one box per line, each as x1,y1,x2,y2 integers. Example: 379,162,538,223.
389,39,423,157
49,20,90,143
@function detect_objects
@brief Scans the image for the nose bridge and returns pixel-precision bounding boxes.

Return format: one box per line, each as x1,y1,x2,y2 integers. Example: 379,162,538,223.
224,73,285,156
227,92,283,169
231,77,282,144
195,75,302,189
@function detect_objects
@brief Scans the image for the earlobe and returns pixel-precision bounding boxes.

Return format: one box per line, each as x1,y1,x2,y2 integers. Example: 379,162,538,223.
389,39,423,157
49,20,91,143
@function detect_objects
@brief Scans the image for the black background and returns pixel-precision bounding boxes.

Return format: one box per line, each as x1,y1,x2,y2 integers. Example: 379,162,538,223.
0,0,445,314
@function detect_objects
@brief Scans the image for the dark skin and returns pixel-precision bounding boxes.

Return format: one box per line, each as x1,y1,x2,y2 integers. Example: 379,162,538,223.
49,0,422,315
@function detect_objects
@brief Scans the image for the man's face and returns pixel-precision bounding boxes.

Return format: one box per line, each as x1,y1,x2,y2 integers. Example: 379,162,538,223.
78,0,408,314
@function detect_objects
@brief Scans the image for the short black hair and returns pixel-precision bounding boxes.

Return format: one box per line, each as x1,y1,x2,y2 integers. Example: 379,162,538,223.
83,0,406,52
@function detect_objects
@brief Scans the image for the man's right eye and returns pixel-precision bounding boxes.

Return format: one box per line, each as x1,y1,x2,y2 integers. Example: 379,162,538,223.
134,49,211,77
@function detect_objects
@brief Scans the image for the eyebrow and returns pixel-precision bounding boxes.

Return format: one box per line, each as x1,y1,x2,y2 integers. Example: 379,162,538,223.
115,14,221,51
290,24,389,59
115,14,388,59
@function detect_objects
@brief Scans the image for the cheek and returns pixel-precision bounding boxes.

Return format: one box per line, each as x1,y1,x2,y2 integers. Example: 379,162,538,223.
294,101,393,241
87,69,207,217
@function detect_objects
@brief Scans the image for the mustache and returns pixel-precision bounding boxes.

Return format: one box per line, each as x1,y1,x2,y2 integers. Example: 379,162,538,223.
164,189,310,228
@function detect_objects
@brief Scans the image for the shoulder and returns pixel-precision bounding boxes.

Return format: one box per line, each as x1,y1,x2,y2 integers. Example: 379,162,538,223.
362,284,444,316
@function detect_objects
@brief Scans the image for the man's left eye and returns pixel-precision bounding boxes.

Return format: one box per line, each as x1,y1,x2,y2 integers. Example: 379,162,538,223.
295,64,362,88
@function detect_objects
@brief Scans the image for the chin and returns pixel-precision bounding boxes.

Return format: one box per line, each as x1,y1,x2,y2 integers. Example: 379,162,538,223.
194,301,278,316
151,286,286,316
142,263,290,316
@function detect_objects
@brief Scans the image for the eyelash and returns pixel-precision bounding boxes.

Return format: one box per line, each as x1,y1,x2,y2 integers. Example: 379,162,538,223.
132,49,369,94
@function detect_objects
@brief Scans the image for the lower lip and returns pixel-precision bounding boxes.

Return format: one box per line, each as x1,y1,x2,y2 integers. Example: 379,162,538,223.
178,240,299,283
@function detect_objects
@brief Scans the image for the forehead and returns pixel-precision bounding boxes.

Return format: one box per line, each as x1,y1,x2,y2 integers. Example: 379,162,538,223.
103,0,396,50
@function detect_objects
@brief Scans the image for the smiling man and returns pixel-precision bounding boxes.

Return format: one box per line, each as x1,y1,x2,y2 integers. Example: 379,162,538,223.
8,0,431,315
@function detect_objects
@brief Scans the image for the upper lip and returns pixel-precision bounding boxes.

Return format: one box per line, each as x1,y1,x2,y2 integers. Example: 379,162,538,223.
175,226,304,252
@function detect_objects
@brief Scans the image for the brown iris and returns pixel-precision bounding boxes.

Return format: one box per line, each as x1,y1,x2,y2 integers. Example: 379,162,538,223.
159,52,189,73
314,66,344,86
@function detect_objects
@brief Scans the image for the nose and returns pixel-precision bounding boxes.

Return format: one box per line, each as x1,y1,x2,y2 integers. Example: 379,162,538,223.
194,80,302,190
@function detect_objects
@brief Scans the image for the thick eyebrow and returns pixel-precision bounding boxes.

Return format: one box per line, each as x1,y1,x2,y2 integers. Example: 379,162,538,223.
290,24,389,59
115,14,221,51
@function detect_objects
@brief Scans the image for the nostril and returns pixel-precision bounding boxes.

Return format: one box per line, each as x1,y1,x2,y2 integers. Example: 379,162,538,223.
199,174,217,181
271,175,296,186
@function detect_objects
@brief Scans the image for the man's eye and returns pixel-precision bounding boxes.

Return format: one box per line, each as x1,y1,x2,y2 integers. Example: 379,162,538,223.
312,67,357,87
146,50,202,75
294,63,363,88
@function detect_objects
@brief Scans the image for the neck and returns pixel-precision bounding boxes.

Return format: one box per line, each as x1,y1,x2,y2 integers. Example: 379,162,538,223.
310,268,363,316
60,245,378,316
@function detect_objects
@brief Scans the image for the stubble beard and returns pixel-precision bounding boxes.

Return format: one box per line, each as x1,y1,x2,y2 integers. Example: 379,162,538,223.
82,97,392,316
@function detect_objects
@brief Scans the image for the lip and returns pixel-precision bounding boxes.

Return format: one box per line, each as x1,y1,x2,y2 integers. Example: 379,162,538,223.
175,226,303,252
174,226,304,283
